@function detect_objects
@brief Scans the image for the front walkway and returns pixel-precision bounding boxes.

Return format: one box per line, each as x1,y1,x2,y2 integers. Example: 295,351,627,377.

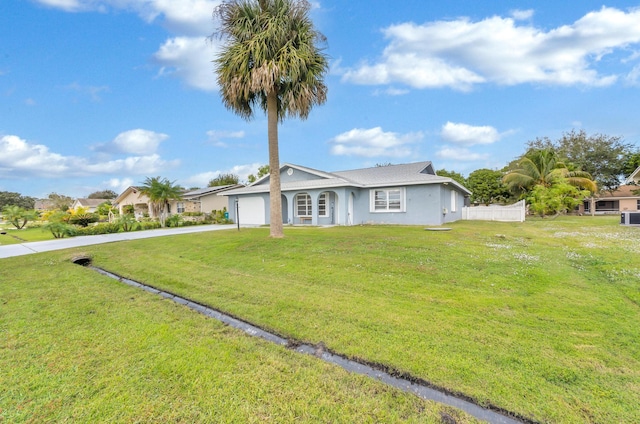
0,224,238,259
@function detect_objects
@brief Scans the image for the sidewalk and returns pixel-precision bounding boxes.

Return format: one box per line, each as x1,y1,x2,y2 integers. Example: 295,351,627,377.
0,224,238,259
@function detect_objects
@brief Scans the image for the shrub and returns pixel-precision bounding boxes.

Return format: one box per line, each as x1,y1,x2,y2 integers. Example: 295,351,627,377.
74,223,120,236
138,221,161,230
116,214,138,232
43,222,76,238
166,214,183,228
69,213,99,227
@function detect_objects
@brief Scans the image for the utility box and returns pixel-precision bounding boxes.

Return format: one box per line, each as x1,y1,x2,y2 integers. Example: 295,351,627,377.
620,211,640,226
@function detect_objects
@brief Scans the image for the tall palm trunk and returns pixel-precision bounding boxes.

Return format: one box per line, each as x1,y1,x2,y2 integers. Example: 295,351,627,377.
267,90,284,238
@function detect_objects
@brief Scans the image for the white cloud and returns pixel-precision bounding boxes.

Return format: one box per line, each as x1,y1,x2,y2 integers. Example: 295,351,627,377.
154,36,220,91
112,129,169,155
181,162,262,187
440,122,501,146
136,0,221,35
105,177,134,194
0,134,177,178
342,6,640,90
206,130,245,147
436,147,489,161
35,0,83,12
511,9,534,20
330,127,422,158
34,0,220,34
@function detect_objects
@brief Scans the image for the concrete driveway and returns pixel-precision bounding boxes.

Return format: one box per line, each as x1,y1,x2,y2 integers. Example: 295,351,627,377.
0,224,239,259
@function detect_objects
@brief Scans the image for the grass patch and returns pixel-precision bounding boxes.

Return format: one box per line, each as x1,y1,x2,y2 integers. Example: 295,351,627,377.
0,227,54,244
78,215,640,423
0,253,480,423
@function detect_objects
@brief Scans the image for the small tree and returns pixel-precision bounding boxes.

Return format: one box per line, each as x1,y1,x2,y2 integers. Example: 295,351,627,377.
466,169,510,205
117,214,138,232
2,206,37,229
47,192,74,211
139,176,183,227
436,169,467,187
43,211,76,238
528,183,589,217
247,165,270,183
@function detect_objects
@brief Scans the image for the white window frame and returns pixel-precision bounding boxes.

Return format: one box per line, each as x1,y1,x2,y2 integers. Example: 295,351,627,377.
370,188,405,213
177,202,185,213
295,193,312,217
318,192,329,217
450,190,457,212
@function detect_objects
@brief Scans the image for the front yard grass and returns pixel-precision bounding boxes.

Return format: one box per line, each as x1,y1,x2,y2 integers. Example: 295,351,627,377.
0,253,479,423
2,215,639,422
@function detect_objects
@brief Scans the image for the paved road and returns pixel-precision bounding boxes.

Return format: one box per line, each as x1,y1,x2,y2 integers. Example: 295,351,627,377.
0,224,239,259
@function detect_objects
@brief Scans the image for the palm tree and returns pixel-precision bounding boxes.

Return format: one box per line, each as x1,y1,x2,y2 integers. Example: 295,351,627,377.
214,0,329,238
504,149,597,194
139,176,183,227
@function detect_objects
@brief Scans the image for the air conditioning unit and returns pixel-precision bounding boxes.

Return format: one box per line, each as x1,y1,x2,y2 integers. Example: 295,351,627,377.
621,211,640,226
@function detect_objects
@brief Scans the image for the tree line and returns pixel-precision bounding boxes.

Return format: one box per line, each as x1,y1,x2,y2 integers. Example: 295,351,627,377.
439,129,639,216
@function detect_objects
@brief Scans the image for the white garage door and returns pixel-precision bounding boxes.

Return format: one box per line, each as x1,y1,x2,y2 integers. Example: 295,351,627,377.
237,196,266,225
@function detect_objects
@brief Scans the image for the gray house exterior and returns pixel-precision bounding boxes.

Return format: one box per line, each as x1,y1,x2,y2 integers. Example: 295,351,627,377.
223,161,471,226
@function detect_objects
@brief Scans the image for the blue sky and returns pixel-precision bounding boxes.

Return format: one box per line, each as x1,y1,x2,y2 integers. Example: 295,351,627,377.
2,0,640,198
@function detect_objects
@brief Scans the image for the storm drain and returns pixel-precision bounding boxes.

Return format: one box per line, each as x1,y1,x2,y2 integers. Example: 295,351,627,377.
80,260,528,424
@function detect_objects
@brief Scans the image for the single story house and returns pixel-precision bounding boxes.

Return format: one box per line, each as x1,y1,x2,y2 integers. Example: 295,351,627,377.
113,184,241,219
222,161,471,226
578,167,640,214
71,198,110,213
582,185,640,214
182,184,244,214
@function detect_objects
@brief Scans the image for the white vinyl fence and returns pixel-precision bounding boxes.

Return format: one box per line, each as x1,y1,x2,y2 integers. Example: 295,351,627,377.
462,200,526,222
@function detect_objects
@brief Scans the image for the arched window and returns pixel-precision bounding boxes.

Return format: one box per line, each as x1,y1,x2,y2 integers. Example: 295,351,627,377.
295,193,312,217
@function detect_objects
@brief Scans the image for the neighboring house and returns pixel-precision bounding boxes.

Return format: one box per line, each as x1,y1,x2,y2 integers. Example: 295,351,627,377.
578,168,640,214
114,185,241,219
581,185,640,214
71,198,110,213
113,187,152,219
222,162,471,226
182,184,244,214
34,199,53,211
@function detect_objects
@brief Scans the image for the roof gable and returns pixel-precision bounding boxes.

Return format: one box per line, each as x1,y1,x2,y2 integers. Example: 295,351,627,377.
625,166,640,184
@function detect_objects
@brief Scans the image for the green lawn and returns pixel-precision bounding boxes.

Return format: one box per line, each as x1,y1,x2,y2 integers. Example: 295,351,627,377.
2,216,639,423
0,226,54,244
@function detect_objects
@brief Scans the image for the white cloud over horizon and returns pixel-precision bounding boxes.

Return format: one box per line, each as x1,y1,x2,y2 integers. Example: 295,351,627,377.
330,127,422,158
440,122,502,146
181,162,263,187
342,6,640,90
0,134,178,179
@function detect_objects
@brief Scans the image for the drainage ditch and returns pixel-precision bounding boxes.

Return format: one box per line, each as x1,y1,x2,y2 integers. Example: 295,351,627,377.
74,256,530,424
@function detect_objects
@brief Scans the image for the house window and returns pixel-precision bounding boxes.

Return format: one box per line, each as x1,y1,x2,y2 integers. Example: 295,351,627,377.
318,192,329,217
637,200,640,210
450,191,457,212
296,193,312,216
177,202,185,213
371,188,404,212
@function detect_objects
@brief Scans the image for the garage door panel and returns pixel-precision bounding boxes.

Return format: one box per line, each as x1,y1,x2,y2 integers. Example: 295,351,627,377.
238,197,265,225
